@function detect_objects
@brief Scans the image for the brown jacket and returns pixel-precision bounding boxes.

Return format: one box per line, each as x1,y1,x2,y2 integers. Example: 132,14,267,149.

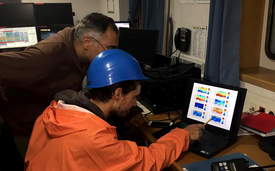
0,27,89,136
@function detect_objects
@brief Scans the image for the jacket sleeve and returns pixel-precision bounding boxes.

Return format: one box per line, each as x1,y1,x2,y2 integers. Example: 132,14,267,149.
82,127,190,171
0,44,54,88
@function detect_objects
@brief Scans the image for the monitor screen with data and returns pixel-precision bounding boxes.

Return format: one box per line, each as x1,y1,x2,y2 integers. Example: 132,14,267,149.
182,79,247,137
187,82,238,131
0,27,38,49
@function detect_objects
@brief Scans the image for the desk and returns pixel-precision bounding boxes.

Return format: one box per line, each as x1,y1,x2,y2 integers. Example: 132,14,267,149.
139,111,275,171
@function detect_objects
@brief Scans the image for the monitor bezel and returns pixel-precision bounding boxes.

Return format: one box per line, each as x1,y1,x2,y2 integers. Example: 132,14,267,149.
181,78,247,141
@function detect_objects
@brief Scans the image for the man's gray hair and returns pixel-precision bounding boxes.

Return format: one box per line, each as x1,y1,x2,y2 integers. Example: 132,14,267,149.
74,13,118,44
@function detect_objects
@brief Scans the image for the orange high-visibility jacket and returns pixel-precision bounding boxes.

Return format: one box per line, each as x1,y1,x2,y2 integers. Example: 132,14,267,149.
25,100,190,171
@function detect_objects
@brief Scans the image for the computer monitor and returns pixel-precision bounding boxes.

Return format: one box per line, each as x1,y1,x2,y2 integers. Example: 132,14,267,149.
0,3,36,27
115,21,130,29
0,26,38,49
118,28,159,66
182,79,247,137
34,3,74,26
34,3,74,41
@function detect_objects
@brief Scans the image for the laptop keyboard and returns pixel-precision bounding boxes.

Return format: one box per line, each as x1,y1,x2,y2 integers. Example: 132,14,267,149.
152,122,228,148
198,130,226,148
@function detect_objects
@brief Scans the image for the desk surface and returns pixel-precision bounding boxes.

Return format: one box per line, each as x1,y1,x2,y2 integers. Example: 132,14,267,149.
139,111,275,171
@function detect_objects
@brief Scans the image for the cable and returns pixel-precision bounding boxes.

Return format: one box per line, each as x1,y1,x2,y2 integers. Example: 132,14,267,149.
176,51,181,65
144,112,153,121
168,49,177,57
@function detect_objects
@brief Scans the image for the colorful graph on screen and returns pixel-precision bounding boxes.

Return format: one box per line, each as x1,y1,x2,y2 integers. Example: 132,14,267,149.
194,102,204,109
198,87,207,94
196,95,206,102
216,91,226,98
213,107,223,114
192,110,202,117
0,30,29,45
211,115,221,123
211,115,225,124
214,99,225,106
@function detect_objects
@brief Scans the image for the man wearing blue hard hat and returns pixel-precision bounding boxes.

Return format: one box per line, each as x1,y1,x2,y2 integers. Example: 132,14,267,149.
25,49,204,171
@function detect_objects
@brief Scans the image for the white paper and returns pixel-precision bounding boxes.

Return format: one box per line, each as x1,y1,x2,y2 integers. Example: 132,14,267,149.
192,26,206,59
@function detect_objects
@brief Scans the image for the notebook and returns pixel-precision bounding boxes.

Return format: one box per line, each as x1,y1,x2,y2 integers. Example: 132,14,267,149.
240,111,275,137
152,78,247,158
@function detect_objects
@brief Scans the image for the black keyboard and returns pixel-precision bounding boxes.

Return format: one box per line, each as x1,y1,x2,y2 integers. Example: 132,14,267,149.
152,122,228,148
198,130,227,148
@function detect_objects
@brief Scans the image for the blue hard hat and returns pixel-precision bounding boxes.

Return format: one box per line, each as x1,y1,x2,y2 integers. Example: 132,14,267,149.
86,49,148,88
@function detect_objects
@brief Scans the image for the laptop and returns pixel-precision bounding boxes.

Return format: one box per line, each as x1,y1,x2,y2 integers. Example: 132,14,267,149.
152,78,247,158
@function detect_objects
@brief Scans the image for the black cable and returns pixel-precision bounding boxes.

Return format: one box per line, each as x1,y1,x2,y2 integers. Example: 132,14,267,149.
168,49,177,57
144,112,153,121
176,51,181,65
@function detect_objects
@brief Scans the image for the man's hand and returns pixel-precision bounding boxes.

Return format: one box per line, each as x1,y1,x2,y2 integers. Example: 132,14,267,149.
184,124,204,140
128,113,145,127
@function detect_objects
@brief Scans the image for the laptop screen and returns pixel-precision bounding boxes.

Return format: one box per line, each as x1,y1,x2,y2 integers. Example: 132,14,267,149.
187,82,238,131
182,79,247,139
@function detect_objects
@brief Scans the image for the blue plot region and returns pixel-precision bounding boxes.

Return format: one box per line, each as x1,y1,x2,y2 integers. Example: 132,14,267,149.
214,99,225,106
13,32,20,41
192,110,202,117
194,102,204,109
5,32,14,42
211,115,221,123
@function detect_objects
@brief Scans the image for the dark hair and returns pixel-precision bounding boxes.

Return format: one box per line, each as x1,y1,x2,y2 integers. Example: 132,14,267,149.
88,80,140,102
74,13,118,44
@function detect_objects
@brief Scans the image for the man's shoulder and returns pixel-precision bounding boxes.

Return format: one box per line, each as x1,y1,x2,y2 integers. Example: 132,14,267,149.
26,27,75,55
39,27,74,45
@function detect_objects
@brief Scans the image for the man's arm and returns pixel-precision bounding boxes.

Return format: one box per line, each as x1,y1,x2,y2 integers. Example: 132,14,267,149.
83,127,190,171
0,45,53,88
